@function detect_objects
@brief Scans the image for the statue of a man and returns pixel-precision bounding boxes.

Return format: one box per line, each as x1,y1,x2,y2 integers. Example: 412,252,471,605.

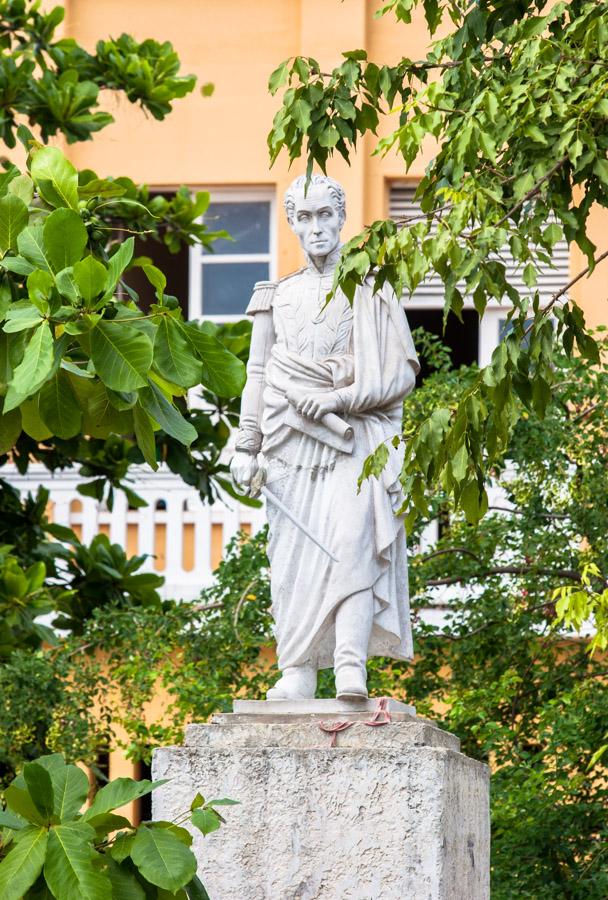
231,174,419,701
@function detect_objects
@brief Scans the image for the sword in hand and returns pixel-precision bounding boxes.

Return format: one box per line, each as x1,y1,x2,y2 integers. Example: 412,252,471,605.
249,468,339,564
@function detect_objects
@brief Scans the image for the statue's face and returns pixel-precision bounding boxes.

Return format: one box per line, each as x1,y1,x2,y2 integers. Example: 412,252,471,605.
289,184,343,259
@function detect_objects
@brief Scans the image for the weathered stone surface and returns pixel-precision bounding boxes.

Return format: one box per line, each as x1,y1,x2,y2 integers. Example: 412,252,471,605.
152,708,490,899
232,698,416,716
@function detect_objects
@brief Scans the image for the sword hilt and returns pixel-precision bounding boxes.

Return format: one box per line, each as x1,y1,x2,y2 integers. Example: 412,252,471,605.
249,466,268,499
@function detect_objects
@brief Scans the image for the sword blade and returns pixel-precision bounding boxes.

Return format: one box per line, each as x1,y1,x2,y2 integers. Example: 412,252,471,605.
260,485,339,563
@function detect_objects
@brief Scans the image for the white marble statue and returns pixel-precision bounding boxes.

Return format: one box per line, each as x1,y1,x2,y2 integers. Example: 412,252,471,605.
230,174,419,701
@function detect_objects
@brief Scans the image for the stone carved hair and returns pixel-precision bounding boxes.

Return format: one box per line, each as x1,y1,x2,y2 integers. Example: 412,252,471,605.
284,174,346,226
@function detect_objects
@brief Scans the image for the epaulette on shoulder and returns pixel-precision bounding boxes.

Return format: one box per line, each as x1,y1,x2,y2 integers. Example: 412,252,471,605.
246,280,277,315
277,266,306,285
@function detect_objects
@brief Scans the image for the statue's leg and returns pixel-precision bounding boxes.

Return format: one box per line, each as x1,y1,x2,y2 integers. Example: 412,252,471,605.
334,588,374,699
266,664,317,701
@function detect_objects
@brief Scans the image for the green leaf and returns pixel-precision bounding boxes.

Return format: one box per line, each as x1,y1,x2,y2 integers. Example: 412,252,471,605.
73,256,107,302
207,798,240,807
55,267,80,302
0,194,29,254
90,321,153,391
0,254,35,276
44,822,111,900
4,323,54,411
133,402,158,469
140,381,197,445
0,808,24,829
191,808,221,837
17,225,52,272
0,407,21,454
40,758,89,823
0,825,48,900
154,316,202,388
182,322,246,397
44,208,88,273
3,300,43,333
200,82,215,97
4,784,46,826
269,60,290,94
184,875,212,900
20,395,53,440
142,264,167,302
105,238,134,296
30,147,79,210
8,174,34,205
39,371,83,439
130,824,197,893
23,763,55,822
104,857,146,900
82,778,165,822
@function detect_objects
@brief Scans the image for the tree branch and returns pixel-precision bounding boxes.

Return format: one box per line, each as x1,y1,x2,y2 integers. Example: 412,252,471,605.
427,565,581,586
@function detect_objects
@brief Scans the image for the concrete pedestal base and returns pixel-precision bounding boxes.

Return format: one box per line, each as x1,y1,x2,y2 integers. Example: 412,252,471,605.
152,701,490,900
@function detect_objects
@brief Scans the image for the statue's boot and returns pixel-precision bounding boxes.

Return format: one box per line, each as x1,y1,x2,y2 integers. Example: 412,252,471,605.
266,665,317,700
334,589,373,700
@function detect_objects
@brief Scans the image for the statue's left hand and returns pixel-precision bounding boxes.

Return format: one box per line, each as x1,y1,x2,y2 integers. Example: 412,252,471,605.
294,391,339,421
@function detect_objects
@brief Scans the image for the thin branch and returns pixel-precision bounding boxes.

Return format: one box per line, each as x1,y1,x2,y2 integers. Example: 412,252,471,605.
493,154,568,230
427,565,581,586
572,401,603,422
421,546,482,563
523,247,608,339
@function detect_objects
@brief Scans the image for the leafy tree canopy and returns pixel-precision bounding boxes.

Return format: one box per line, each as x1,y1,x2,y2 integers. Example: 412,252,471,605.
268,0,608,528
0,1,249,507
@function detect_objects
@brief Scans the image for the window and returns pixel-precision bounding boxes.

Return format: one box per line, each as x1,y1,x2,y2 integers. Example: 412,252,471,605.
189,189,276,321
389,184,570,369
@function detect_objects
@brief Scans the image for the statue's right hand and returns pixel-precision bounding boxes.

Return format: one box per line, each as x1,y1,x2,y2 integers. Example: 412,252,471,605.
230,451,259,496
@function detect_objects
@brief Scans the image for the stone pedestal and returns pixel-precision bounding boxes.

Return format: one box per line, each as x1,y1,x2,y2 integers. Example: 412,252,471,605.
152,700,490,900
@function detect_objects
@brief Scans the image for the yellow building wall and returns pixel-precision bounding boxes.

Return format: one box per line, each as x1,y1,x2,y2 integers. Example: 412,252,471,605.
57,0,607,324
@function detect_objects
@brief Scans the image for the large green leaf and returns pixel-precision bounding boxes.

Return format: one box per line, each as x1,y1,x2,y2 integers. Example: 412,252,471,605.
20,395,53,440
30,147,79,210
185,875,212,900
23,763,55,822
182,322,246,397
130,824,197,893
4,784,46,825
17,225,52,272
90,321,153,391
44,208,88,273
0,825,48,900
140,381,197,445
105,237,134,297
0,407,21,454
103,857,146,900
0,194,29,254
154,316,202,388
2,300,43,333
133,401,158,469
44,823,110,900
4,323,53,411
39,371,83,439
34,756,89,823
73,256,107,302
82,777,164,823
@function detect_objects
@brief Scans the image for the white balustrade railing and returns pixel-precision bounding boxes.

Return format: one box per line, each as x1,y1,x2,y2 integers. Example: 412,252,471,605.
1,463,267,601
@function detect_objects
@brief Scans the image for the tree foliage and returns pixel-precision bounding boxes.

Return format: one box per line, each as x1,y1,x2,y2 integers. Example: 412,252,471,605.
268,0,608,530
0,0,249,509
0,1,195,145
0,751,231,899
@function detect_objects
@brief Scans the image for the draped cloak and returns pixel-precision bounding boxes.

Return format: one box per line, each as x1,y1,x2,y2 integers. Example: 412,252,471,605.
247,258,419,671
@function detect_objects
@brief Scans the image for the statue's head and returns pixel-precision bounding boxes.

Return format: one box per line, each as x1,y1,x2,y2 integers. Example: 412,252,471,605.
284,174,346,261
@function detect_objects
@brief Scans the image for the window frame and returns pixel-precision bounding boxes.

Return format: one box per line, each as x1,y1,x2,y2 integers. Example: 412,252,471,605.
188,187,277,322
